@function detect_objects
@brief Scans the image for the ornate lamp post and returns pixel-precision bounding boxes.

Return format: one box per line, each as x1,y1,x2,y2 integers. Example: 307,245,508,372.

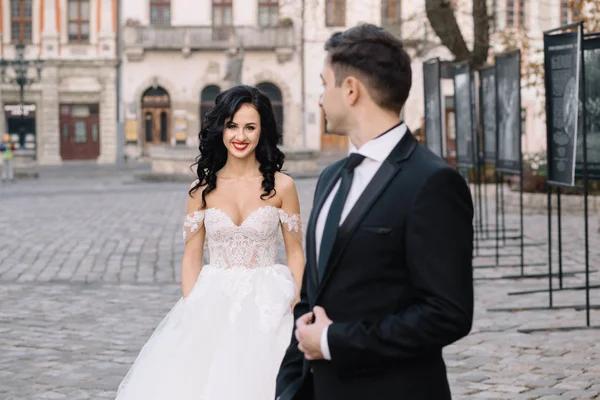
0,44,43,149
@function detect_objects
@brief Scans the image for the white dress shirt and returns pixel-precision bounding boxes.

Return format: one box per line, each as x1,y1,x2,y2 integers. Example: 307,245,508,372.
316,123,407,360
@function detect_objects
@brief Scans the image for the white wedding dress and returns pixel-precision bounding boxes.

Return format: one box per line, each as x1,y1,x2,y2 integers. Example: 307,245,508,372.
115,205,301,400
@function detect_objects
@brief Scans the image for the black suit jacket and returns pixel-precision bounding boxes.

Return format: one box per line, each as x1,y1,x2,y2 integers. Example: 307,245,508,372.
276,131,474,400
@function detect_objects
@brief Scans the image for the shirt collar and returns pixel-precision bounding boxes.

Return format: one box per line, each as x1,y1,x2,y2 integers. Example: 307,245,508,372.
348,123,407,163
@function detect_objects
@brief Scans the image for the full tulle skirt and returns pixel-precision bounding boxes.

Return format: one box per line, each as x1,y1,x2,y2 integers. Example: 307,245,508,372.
115,263,296,400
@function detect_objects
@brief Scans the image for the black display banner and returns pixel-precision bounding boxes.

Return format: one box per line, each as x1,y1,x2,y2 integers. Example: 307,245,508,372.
479,66,497,162
544,29,583,186
575,34,600,179
453,62,475,167
495,50,522,173
423,58,444,158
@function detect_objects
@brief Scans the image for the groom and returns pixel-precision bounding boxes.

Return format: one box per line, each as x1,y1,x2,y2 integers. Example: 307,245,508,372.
275,24,474,400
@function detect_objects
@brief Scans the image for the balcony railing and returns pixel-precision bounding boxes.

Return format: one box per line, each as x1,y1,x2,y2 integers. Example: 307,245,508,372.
123,25,295,51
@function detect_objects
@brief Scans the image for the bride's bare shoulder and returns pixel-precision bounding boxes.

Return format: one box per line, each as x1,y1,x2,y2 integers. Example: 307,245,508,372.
274,172,299,211
187,179,208,211
274,172,296,193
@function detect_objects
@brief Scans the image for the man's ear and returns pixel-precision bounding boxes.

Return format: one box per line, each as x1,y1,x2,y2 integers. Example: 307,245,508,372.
342,76,360,107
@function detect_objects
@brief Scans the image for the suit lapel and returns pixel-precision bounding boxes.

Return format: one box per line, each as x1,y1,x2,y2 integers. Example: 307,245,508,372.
306,160,345,290
316,132,418,299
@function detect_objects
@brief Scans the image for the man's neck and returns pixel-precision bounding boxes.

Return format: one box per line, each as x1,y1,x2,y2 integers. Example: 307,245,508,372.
347,108,402,149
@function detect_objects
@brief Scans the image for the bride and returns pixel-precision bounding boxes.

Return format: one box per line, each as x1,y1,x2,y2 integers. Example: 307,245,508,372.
115,85,305,399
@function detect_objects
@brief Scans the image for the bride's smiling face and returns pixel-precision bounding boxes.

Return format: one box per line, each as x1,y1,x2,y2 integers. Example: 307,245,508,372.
222,104,261,160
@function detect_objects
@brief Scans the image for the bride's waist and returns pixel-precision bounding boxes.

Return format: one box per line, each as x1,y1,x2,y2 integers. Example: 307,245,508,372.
207,253,278,268
203,262,286,271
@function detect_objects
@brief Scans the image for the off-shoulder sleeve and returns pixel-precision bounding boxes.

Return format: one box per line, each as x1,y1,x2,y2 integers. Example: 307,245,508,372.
183,210,206,243
278,208,303,245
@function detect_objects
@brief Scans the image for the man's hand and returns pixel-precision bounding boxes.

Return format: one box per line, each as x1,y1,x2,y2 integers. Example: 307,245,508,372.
295,306,333,361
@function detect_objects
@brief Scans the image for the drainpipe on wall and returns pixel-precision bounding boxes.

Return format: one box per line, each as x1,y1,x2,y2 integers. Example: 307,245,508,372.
116,0,124,164
300,0,306,149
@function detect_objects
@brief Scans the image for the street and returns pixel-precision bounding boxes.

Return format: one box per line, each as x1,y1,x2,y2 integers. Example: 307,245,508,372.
1,165,599,400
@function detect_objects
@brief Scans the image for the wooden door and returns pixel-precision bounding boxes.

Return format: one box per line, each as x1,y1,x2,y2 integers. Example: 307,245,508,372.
320,109,348,152
59,104,100,160
142,107,170,146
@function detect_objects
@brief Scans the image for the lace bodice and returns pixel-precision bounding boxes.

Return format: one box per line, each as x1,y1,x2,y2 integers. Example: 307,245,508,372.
183,206,301,269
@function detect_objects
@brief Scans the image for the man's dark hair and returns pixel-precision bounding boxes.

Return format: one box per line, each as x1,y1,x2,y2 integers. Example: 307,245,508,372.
324,23,412,114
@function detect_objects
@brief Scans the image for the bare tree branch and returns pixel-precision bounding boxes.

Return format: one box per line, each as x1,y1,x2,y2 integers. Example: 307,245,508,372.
403,37,442,58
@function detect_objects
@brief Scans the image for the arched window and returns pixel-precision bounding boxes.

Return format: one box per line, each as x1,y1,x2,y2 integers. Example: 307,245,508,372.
200,85,221,124
142,86,170,106
257,82,283,144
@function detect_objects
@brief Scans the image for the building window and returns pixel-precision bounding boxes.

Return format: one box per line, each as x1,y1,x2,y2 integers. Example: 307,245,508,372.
258,0,279,27
200,85,221,124
68,0,90,42
381,0,401,37
506,0,526,28
518,0,526,27
381,0,401,26
213,0,233,26
92,123,98,142
10,0,33,43
160,112,168,142
325,0,346,27
560,0,580,25
212,0,233,41
506,0,514,27
150,0,171,25
573,2,581,21
560,0,570,24
145,113,153,143
257,82,283,144
74,121,87,143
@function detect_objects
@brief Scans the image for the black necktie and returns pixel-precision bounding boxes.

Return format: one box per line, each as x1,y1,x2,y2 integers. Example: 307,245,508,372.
318,153,366,281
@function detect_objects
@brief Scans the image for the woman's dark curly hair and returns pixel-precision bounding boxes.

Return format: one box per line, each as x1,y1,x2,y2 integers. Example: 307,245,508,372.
189,85,285,208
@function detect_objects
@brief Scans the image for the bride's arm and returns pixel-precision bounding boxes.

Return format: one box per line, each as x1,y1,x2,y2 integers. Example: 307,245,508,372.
181,188,206,298
277,173,305,306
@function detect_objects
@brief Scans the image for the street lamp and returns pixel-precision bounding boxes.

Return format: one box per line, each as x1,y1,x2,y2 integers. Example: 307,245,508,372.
0,43,44,149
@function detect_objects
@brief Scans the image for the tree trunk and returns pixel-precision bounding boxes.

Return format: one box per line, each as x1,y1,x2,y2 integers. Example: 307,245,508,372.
425,0,490,68
472,0,490,68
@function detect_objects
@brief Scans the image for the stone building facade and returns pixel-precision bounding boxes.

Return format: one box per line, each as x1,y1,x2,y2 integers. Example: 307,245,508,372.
120,0,302,158
0,0,118,165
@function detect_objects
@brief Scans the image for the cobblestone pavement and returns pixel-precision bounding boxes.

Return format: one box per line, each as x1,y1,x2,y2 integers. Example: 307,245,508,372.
1,166,599,400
